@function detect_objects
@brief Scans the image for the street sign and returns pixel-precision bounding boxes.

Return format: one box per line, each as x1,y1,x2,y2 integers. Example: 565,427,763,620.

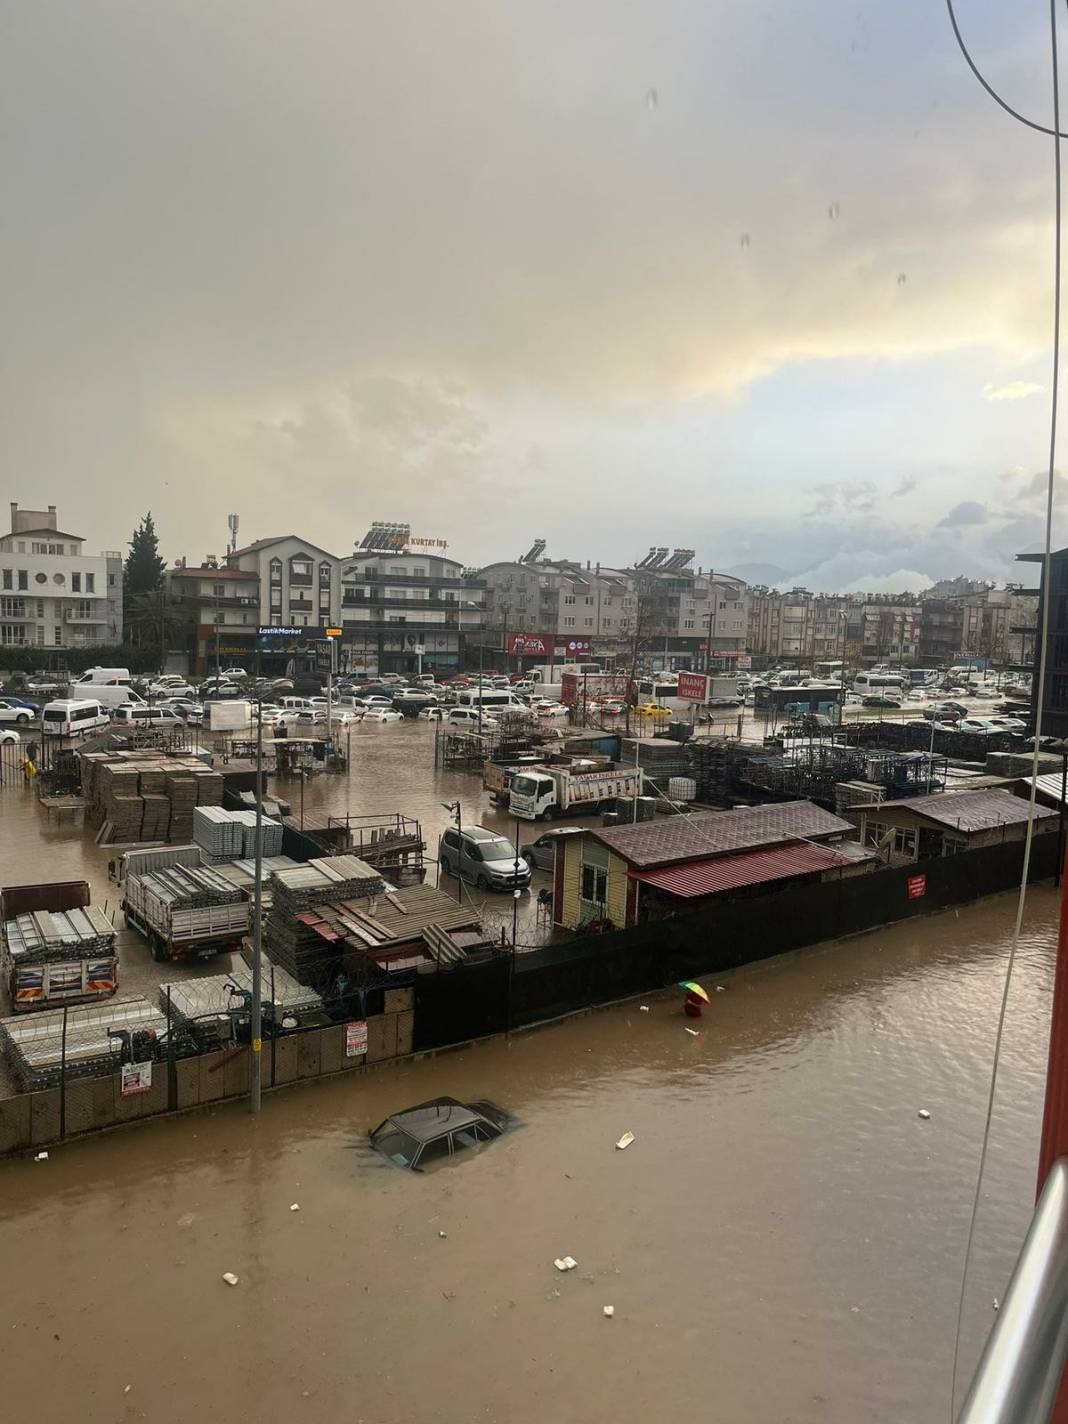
258,625,304,637
121,1061,153,1096
677,671,709,703
907,875,927,900
324,626,343,639
345,1021,368,1057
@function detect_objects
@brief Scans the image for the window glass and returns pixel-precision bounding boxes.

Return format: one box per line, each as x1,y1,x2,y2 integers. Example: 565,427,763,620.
415,1137,451,1169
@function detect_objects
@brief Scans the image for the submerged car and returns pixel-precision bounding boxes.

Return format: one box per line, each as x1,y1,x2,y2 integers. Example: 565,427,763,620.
370,1097,512,1171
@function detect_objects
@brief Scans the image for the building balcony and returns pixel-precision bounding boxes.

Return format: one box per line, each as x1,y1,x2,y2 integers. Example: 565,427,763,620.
63,609,107,624
343,595,485,613
344,572,485,590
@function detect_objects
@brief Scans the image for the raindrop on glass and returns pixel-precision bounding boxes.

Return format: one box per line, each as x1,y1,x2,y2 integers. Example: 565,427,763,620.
897,272,907,285
740,233,751,250
646,87,659,111
828,202,840,220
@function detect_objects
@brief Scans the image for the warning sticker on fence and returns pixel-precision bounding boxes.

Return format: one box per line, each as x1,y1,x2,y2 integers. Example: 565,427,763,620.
907,875,927,900
121,1061,153,1096
345,1021,368,1058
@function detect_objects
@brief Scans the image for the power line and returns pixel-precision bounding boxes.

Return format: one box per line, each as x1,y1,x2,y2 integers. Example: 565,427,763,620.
947,1,1064,1417
945,0,1068,138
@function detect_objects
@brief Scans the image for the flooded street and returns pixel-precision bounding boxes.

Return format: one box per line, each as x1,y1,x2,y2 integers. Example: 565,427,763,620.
0,724,1059,1424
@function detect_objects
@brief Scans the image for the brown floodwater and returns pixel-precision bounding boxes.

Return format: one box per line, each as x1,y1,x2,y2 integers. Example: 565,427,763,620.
0,721,1060,1422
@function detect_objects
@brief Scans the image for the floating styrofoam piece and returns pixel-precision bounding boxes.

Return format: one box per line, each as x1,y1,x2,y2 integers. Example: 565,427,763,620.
222,1272,240,1287
684,1027,699,1036
638,1005,650,1012
603,1305,615,1318
918,1109,931,1120
290,1203,300,1212
34,1151,48,1162
615,1132,635,1151
554,1256,578,1272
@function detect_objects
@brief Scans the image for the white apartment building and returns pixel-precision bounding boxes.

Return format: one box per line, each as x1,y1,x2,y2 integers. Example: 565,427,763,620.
0,503,123,651
227,535,344,630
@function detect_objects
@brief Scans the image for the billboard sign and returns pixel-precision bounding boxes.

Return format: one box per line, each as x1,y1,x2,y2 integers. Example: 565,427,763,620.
677,671,710,703
508,632,551,656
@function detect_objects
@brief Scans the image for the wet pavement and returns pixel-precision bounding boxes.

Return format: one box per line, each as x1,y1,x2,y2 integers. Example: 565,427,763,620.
0,719,1058,1422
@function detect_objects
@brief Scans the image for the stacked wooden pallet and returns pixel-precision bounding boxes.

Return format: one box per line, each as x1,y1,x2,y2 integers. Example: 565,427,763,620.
80,752,225,845
265,856,384,988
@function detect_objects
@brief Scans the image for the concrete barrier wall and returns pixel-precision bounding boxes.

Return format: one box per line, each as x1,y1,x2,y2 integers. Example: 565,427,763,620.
0,998,416,1157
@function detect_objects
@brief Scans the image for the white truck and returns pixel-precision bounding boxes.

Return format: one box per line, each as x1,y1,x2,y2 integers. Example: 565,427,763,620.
508,763,645,820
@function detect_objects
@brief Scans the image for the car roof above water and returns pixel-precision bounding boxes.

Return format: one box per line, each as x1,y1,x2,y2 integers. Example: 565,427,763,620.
379,1097,483,1143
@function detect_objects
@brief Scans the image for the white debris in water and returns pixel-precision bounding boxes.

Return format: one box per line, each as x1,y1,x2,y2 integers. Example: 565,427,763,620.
439,1231,448,1239
715,985,727,993
639,1005,650,1012
554,1256,578,1272
34,1151,48,1162
993,1298,999,1311
684,1027,699,1036
290,1203,301,1212
616,1132,635,1151
222,1272,240,1287
918,1109,931,1120
603,1305,615,1318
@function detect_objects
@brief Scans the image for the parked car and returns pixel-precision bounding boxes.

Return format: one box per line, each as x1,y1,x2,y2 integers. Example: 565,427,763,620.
0,699,35,726
199,679,240,698
958,718,1000,735
531,700,568,717
0,729,21,746
0,695,39,712
923,704,964,722
521,826,585,871
448,708,498,729
147,680,197,699
862,694,902,707
363,707,404,723
438,825,530,891
635,703,671,719
419,706,448,720
24,677,66,694
708,696,743,708
984,715,1027,732
370,1097,513,1171
221,667,249,680
157,698,204,724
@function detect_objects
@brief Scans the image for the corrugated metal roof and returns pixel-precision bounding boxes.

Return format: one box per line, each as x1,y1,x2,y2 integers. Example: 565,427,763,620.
630,841,872,898
872,787,1056,833
592,800,855,869
1020,774,1068,807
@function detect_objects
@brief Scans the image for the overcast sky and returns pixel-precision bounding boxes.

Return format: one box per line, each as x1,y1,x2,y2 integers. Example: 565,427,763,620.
1,2,1062,590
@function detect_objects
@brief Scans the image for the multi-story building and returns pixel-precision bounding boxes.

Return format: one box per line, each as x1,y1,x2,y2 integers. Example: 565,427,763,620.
166,562,262,675
481,547,747,669
341,549,485,676
227,536,343,631
918,581,1038,666
0,503,122,652
481,559,635,659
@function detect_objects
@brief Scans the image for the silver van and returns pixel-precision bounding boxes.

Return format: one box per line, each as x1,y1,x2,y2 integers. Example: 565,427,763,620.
438,826,531,892
111,705,184,730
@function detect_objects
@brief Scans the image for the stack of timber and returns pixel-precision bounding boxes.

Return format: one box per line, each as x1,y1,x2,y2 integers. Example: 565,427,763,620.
80,750,223,845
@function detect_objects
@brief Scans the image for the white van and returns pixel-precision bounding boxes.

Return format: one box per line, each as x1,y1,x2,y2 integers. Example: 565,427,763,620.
111,705,184,730
41,699,111,737
90,684,146,711
70,667,132,687
455,690,533,717
279,696,316,712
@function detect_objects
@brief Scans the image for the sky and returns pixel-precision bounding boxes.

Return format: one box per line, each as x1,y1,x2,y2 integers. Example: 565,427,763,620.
0,1,1064,591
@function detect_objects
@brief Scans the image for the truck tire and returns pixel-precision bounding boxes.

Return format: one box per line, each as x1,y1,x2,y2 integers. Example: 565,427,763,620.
149,933,166,962
476,874,490,892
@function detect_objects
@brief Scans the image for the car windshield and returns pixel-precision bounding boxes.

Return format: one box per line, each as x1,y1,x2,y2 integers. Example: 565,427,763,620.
512,776,542,795
480,840,519,861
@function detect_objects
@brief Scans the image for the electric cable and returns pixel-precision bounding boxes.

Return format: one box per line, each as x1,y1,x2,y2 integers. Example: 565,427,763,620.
945,0,1068,138
945,1,1063,1416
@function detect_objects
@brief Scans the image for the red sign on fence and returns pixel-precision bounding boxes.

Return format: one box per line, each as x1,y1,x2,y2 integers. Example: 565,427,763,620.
907,875,927,900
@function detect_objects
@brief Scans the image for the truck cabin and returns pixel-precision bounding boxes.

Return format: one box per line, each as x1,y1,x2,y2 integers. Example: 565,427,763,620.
511,771,555,811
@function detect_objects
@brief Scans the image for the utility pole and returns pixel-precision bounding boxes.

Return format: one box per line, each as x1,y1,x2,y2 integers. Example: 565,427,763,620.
442,800,462,903
705,569,716,675
214,583,221,683
249,640,264,1114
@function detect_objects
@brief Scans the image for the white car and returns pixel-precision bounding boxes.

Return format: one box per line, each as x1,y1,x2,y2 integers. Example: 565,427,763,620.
958,718,999,734
0,728,20,746
984,715,1026,732
147,681,196,699
0,699,34,726
418,706,448,720
158,699,204,724
532,700,568,717
357,695,395,709
222,667,248,680
363,707,403,723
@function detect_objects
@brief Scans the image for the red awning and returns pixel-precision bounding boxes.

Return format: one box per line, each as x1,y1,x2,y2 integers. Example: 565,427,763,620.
628,842,859,898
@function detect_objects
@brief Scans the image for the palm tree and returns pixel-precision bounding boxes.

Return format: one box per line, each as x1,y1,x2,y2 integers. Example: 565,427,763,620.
124,588,188,660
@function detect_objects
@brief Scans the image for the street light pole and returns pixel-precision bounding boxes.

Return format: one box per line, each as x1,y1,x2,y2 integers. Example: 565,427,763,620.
249,641,263,1114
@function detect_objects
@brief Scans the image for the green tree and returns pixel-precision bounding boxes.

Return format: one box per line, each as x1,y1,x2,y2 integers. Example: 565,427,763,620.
124,512,166,599
124,589,187,654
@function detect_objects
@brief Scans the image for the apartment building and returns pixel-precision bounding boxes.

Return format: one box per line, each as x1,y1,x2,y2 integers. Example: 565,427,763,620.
481,548,748,668
341,549,486,676
166,564,262,675
748,588,918,666
0,503,123,652
481,560,635,653
227,536,343,630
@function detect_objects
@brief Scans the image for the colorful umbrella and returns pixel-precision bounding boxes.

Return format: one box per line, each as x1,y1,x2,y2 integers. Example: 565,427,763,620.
678,981,710,1003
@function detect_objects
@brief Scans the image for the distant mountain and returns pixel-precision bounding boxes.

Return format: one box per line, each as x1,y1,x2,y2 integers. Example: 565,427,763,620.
722,562,792,587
